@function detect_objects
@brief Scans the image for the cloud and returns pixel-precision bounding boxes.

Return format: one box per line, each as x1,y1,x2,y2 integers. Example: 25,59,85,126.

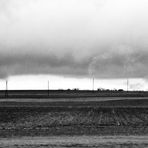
0,0,148,79
88,46,148,78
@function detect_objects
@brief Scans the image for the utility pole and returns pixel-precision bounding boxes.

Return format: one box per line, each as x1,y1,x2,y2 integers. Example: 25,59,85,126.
5,80,8,98
48,80,49,96
127,78,129,92
92,77,94,91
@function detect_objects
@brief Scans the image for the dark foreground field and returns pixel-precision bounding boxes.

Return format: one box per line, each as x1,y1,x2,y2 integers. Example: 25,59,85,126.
0,106,148,137
0,106,148,147
1,90,148,147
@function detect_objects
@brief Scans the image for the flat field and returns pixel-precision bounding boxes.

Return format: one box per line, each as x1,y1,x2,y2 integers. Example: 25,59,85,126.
1,107,148,147
0,106,148,137
0,90,148,147
1,90,148,98
1,90,148,107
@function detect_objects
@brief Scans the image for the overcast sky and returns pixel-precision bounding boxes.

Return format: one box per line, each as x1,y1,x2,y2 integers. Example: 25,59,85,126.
0,0,148,90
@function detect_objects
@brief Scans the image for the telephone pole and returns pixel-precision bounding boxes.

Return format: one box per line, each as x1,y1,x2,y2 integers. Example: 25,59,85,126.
5,80,8,98
127,78,129,92
48,80,49,96
92,77,94,91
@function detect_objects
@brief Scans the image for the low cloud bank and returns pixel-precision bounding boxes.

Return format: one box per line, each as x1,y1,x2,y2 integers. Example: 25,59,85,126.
0,0,148,79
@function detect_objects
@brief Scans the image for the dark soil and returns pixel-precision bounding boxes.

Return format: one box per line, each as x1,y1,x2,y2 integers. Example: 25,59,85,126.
0,107,148,137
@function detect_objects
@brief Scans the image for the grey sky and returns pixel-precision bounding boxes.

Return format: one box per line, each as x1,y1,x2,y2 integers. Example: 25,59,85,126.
0,0,148,79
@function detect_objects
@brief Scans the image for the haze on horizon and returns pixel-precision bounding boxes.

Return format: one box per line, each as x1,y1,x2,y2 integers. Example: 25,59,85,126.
0,0,148,90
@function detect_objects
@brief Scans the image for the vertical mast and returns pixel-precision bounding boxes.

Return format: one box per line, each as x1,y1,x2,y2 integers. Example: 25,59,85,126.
127,78,129,92
5,80,8,97
92,77,94,91
48,80,49,96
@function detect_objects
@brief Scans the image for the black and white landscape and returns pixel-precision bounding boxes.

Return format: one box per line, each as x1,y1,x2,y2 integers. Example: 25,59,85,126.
1,0,148,147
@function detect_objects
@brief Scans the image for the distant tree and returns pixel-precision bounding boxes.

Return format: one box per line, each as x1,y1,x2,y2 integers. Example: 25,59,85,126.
97,88,102,91
118,89,124,92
